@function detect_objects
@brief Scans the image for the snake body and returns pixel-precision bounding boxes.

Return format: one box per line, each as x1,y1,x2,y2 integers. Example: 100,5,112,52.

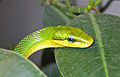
14,25,93,58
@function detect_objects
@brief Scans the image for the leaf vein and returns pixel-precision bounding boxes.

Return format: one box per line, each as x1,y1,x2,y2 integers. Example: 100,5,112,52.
90,13,109,77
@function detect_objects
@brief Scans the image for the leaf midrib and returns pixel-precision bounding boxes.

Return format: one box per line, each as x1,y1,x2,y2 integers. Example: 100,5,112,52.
89,13,109,77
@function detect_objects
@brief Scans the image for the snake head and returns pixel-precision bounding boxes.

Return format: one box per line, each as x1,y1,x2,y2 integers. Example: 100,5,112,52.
52,25,94,48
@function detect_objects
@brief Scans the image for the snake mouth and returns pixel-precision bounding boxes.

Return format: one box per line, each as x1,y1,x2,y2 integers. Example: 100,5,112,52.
79,37,94,48
69,42,93,48
85,38,94,48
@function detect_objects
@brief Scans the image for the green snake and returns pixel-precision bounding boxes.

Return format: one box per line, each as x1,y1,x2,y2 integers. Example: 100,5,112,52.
14,25,93,58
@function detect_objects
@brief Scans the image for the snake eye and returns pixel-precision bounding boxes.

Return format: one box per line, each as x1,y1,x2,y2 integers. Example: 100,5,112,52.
67,36,76,43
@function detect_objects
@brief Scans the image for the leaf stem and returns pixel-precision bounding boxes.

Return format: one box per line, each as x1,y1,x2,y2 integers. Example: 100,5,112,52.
89,0,94,6
65,0,71,10
38,0,102,17
91,7,100,13
65,12,77,18
94,0,102,7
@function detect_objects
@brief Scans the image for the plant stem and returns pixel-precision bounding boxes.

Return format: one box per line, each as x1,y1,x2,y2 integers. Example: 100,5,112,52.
89,0,94,6
94,0,102,7
91,7,100,13
38,0,102,15
66,12,77,18
65,0,71,10
53,2,68,12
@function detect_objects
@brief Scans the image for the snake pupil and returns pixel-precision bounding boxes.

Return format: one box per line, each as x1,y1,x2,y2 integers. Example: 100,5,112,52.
68,36,75,43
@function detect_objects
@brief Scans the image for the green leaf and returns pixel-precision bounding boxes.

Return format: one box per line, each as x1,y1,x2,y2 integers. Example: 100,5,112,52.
42,5,71,27
54,13,120,77
0,48,47,77
42,63,60,77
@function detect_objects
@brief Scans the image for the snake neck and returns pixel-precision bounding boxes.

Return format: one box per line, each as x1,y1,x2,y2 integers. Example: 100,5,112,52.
14,26,59,58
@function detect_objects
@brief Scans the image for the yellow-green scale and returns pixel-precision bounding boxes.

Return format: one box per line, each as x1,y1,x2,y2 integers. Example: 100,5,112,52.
14,26,56,57
14,25,94,58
